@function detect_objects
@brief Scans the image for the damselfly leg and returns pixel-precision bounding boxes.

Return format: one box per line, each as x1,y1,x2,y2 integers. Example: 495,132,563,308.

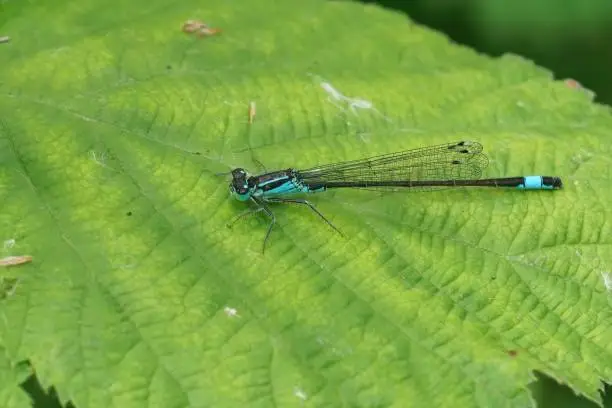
228,197,342,253
264,197,344,237
226,202,265,228
226,197,276,253
252,157,267,174
254,197,276,253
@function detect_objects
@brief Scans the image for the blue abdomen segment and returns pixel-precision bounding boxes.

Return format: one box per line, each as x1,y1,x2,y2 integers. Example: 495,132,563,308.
260,179,325,197
266,180,307,195
518,176,555,190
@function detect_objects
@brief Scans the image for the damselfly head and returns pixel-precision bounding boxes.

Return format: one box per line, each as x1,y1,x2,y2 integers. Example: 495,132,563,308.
229,168,252,201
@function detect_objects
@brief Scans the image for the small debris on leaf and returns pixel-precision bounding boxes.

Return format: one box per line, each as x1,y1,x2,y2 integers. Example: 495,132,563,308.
0,255,33,267
182,20,221,38
563,78,595,98
0,36,10,44
248,101,256,124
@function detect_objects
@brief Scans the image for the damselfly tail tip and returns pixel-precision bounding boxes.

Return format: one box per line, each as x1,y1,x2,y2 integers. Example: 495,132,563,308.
545,176,563,189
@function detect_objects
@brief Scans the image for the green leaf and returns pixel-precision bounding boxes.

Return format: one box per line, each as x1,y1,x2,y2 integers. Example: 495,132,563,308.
1,0,612,407
0,347,31,408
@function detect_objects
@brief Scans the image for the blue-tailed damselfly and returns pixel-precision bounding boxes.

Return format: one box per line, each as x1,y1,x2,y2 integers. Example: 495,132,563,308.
225,141,562,252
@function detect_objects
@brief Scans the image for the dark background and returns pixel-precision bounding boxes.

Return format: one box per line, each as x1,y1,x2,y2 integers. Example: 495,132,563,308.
361,0,612,106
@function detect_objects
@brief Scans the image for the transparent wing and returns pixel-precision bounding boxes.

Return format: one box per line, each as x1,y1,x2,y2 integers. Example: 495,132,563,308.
296,141,489,185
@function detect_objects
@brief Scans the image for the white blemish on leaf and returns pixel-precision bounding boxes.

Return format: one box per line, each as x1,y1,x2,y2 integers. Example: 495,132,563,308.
89,150,108,167
320,81,344,100
224,306,240,318
309,73,392,122
294,386,307,401
89,150,119,172
3,239,15,250
0,36,9,44
114,263,136,270
571,149,593,165
601,272,612,291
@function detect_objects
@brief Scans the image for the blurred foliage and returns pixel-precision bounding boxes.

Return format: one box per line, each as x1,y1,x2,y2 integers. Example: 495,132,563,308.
414,0,612,31
360,0,612,105
530,372,612,408
21,374,67,408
